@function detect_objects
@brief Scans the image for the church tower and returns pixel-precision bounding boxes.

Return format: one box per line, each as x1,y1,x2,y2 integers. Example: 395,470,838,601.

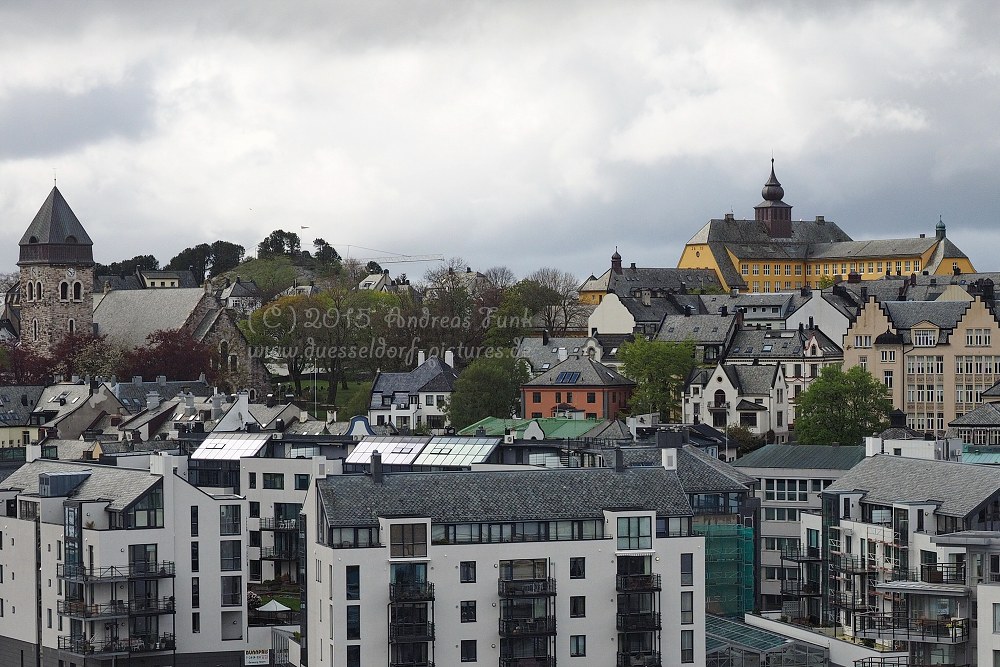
754,159,793,238
17,187,95,356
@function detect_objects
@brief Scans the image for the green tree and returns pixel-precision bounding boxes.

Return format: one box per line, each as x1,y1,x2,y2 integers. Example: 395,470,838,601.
209,240,246,277
257,230,301,257
165,244,212,283
240,295,311,394
618,336,696,421
95,254,160,277
724,424,767,457
816,275,836,289
341,381,373,418
313,238,341,264
795,365,892,445
444,354,530,429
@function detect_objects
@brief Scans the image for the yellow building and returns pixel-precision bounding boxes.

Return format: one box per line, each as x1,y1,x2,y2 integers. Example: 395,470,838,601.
678,162,975,292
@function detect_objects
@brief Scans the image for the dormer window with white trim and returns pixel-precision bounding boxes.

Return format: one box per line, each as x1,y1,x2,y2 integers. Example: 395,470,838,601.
913,329,937,347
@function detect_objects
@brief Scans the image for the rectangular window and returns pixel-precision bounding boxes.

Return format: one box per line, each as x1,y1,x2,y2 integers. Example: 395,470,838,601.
994,603,1000,633
347,646,361,667
881,350,895,362
346,605,361,640
221,540,241,571
190,506,198,537
854,335,872,348
570,635,586,657
884,371,893,389
192,577,200,608
682,629,695,663
461,600,476,622
263,473,284,489
681,553,694,586
617,516,652,550
192,612,200,633
190,542,199,573
763,264,770,276
295,474,310,490
249,501,260,518
681,591,694,624
532,392,541,403
390,523,427,558
586,392,595,403
220,505,241,535
249,530,261,548
859,355,867,370
248,472,256,489
460,561,476,583
461,639,477,662
913,329,937,347
570,557,586,579
346,565,360,600
221,575,242,606
570,595,586,617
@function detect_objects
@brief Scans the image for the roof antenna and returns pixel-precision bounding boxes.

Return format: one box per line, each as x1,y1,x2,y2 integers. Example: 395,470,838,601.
53,168,57,187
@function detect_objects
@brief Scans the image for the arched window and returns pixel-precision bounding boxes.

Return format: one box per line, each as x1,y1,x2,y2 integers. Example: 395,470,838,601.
60,282,69,301
28,236,38,244
65,235,77,244
73,281,82,301
27,282,34,301
248,388,257,401
714,389,726,408
228,354,237,372
219,341,229,370
32,319,38,341
36,282,42,299
68,319,75,334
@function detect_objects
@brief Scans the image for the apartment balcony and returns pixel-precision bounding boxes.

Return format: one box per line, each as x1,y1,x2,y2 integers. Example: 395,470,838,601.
390,661,434,667
829,591,869,610
388,621,435,641
781,545,822,562
498,577,556,597
57,633,175,656
390,581,435,602
616,611,661,632
707,401,730,411
617,573,662,592
499,657,555,667
498,616,557,637
781,579,821,597
260,517,299,531
830,554,877,575
129,633,177,653
261,546,299,560
56,561,176,582
853,614,969,644
128,596,176,616
57,599,129,620
617,652,662,667
128,561,176,579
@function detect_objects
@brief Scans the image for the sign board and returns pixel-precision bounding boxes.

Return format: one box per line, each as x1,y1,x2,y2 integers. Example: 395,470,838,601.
245,648,270,666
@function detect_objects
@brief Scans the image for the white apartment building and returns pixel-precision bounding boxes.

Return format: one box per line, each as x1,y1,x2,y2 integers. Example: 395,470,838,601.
303,455,707,667
732,443,864,613
0,455,249,667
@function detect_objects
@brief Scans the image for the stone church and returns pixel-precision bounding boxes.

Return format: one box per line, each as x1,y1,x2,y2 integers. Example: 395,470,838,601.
8,186,269,393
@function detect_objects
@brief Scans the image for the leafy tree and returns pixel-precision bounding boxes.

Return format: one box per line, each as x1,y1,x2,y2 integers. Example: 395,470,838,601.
50,333,126,379
444,353,530,429
816,275,836,289
725,424,767,457
257,230,301,257
312,238,341,264
124,330,217,383
209,240,246,277
364,261,383,275
618,336,696,421
795,365,892,445
0,342,52,384
523,268,586,335
240,295,312,394
165,244,212,283
95,254,160,277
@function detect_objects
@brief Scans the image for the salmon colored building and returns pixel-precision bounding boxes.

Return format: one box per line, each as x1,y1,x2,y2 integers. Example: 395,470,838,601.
521,355,635,420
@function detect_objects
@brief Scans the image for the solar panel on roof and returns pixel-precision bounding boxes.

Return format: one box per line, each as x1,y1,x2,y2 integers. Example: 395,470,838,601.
554,372,580,384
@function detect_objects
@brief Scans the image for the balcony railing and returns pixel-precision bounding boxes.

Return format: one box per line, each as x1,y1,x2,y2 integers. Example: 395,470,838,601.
261,546,299,560
498,616,557,636
707,401,730,411
617,573,662,592
388,621,435,641
781,579,821,597
617,652,662,667
129,633,177,653
260,517,299,531
781,545,822,562
57,633,175,655
829,591,869,609
499,658,555,667
498,577,556,597
390,661,434,667
616,611,661,632
222,592,242,607
854,614,970,644
830,554,877,574
390,581,435,602
57,561,175,581
129,596,176,615
57,599,129,619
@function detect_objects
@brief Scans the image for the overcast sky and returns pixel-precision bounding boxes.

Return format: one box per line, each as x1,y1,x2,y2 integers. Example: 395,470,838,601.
2,1,999,283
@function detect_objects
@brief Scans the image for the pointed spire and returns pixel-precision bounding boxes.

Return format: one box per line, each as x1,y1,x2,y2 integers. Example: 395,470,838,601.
17,186,95,265
761,159,784,202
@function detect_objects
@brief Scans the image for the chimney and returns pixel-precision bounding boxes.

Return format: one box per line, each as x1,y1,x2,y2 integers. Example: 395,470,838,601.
265,394,276,408
630,262,637,270
146,391,160,411
724,213,734,221
731,288,739,298
919,233,925,238
557,347,568,362
985,278,995,302
798,322,804,332
542,330,549,346
614,448,625,472
466,267,472,273
684,304,692,317
848,272,861,284
444,350,455,367
808,316,815,329
815,215,825,223
954,265,962,276
104,280,112,294
235,275,241,284
157,375,167,386
861,286,869,302
909,273,917,286
720,305,728,317
211,394,224,420
417,350,426,366
183,391,196,417
371,451,384,483
132,375,143,385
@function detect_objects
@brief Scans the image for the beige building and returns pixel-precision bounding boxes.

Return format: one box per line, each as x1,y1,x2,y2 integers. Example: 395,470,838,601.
843,295,1000,434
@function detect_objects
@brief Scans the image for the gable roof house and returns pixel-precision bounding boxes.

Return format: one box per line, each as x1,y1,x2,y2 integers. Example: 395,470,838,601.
521,355,635,421
684,362,789,442
654,312,741,365
368,354,458,433
579,249,722,304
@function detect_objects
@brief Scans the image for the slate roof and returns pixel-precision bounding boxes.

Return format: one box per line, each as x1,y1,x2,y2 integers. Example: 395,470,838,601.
1,459,158,510
371,357,458,406
982,380,1000,398
676,444,756,491
141,270,200,288
95,274,144,291
47,439,96,461
726,327,842,360
458,416,622,440
0,385,45,426
882,300,970,330
112,377,213,414
93,288,208,347
735,399,767,411
524,356,635,387
655,314,735,345
618,295,687,324
516,336,592,373
317,466,693,527
807,237,936,260
220,279,261,299
733,443,866,471
19,186,94,246
949,402,1000,427
607,267,722,296
824,454,1000,517
723,364,779,395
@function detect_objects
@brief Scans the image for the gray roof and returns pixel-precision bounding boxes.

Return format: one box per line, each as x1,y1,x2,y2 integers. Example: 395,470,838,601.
1,459,158,511
949,402,1000,427
112,378,213,413
516,336,592,373
93,288,208,347
825,454,1000,517
655,314,736,345
677,444,756,491
726,327,842,360
317,466,693,527
19,186,94,246
95,274,144,291
220,279,261,299
723,364,779,395
807,237,936,260
607,267,722,296
619,295,687,324
882,300,970,330
733,443,866,471
0,385,45,426
141,270,200,288
524,355,635,387
371,357,458,405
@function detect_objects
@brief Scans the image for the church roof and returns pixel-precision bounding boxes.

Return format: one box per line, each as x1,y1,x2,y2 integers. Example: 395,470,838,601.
19,187,93,246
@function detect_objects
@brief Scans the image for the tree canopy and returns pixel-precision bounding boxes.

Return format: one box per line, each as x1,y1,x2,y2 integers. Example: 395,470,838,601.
257,229,301,257
444,354,530,429
794,365,892,445
95,254,160,277
618,336,696,421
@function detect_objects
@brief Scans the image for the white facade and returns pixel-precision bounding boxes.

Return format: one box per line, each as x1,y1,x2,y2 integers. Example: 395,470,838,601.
683,363,790,442
864,433,964,461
